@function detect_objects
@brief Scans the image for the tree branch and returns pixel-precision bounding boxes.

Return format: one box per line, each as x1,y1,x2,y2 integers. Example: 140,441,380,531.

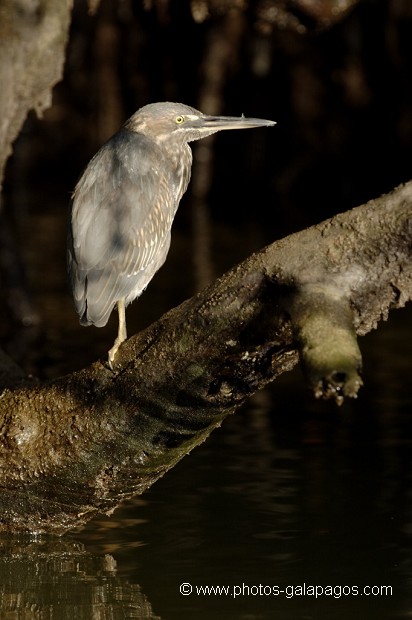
0,181,410,533
0,0,72,189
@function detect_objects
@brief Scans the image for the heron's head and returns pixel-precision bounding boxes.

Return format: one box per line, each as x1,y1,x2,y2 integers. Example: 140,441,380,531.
125,102,276,146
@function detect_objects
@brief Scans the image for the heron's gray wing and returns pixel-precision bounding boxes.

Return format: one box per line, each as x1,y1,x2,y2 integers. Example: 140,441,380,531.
69,130,178,327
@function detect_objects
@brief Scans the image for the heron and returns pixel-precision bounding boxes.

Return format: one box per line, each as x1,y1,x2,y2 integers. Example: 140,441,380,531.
68,102,275,367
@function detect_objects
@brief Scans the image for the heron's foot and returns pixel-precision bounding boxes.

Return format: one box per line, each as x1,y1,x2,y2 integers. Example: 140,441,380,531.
107,336,125,370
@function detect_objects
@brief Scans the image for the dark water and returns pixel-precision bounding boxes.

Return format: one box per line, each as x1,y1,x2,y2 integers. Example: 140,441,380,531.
0,303,410,618
2,127,411,620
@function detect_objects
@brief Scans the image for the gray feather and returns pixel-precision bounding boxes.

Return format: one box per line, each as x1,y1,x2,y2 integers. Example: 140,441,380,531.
68,129,184,327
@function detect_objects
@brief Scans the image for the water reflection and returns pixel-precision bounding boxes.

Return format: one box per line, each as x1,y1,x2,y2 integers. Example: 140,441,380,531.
0,535,159,619
0,319,411,619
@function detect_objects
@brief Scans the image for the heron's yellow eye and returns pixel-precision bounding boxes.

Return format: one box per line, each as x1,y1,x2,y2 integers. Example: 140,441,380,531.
175,115,185,124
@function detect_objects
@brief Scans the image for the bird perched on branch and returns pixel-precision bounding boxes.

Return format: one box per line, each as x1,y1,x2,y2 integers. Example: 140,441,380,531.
68,102,275,367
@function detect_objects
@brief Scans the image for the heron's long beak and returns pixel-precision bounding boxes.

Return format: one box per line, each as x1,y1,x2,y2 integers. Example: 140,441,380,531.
200,114,276,130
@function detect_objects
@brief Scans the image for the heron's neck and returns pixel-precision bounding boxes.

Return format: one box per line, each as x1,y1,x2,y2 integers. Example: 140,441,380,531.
171,143,192,205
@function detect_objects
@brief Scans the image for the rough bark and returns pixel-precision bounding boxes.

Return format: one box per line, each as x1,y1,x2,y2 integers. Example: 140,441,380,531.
0,181,410,533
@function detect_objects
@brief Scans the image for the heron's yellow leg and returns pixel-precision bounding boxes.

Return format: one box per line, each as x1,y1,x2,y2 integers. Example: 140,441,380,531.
108,300,127,368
